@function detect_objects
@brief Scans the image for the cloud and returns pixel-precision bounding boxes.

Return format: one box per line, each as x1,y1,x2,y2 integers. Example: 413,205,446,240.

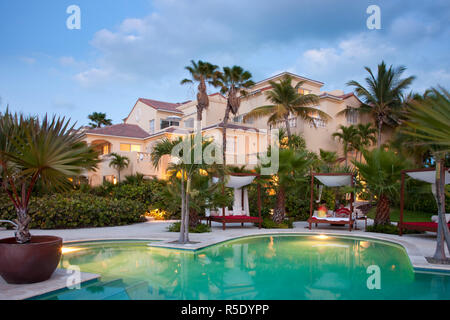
19,56,36,65
72,0,450,96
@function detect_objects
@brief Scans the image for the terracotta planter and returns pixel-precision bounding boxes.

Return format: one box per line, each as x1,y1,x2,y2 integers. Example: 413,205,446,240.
0,236,62,284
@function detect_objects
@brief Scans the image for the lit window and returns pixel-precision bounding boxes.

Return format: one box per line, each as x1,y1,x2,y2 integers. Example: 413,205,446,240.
298,88,311,95
102,144,110,155
131,144,141,152
120,144,141,152
120,144,131,152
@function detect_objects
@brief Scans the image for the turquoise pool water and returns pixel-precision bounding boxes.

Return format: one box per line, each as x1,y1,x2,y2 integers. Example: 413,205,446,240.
35,235,450,300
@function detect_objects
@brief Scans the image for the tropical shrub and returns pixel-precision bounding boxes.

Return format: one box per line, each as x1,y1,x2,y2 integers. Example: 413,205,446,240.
0,193,146,229
260,217,294,229
167,222,211,233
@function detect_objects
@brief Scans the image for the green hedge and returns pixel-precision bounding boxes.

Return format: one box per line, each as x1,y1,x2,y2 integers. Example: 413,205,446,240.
89,179,168,209
0,193,146,229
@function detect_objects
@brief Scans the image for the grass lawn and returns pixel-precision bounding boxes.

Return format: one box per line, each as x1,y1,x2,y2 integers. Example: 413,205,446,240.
367,207,434,222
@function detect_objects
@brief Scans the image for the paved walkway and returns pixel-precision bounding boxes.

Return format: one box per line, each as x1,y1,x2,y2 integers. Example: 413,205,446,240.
1,219,449,272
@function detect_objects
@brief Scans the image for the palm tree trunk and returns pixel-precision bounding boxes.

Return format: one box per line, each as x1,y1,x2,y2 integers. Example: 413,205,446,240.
273,186,286,224
375,194,390,225
184,177,191,243
222,107,231,165
344,145,348,166
284,114,292,140
377,118,383,148
14,207,31,244
179,169,186,243
433,157,450,261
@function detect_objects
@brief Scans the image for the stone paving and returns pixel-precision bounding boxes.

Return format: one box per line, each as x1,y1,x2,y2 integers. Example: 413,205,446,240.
1,219,450,299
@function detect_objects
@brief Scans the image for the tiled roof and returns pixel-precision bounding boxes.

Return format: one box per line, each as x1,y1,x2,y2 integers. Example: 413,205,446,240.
86,124,150,139
138,98,184,113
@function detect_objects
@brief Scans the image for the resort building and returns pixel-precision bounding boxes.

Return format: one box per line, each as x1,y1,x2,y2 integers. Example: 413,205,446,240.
82,72,377,186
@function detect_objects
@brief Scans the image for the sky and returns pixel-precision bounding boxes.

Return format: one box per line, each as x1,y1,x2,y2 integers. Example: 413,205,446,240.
0,0,449,126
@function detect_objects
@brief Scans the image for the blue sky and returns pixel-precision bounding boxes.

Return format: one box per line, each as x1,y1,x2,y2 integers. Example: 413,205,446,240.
0,0,449,126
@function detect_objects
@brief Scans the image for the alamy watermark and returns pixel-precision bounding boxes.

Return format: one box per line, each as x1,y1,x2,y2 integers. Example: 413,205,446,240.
366,265,381,290
168,124,279,176
66,5,81,30
366,5,381,30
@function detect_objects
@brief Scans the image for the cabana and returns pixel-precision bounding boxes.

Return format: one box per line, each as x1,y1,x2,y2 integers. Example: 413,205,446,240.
308,173,356,231
399,168,450,236
206,173,262,230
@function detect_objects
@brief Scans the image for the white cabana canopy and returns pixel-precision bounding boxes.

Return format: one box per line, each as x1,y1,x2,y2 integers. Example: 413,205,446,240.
209,175,256,217
212,175,256,188
315,175,352,187
406,170,450,185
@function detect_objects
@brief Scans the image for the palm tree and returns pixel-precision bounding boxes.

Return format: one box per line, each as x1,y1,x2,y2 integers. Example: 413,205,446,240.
0,111,99,243
244,75,326,140
332,125,359,166
346,61,415,147
402,87,450,261
355,123,377,161
108,153,130,183
218,66,254,163
151,135,222,244
180,60,221,124
318,149,339,172
354,149,409,225
88,112,112,128
262,148,313,224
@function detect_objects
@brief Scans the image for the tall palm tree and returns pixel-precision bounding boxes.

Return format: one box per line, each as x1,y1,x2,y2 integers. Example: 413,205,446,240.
180,60,221,124
332,125,359,166
88,112,112,128
218,66,254,163
402,87,450,261
108,153,130,183
354,149,409,226
244,75,326,140
0,111,99,243
346,61,415,147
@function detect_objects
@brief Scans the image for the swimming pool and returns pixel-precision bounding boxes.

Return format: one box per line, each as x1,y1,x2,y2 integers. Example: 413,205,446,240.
34,235,450,300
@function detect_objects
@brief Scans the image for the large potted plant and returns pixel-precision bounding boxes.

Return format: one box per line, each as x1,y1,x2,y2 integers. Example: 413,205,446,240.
0,111,98,284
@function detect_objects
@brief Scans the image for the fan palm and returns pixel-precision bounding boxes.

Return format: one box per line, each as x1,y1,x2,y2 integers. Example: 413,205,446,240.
88,112,112,128
244,75,326,140
332,125,359,166
217,66,254,163
0,111,99,243
108,153,130,183
402,87,450,261
354,149,409,225
181,60,221,124
345,61,415,147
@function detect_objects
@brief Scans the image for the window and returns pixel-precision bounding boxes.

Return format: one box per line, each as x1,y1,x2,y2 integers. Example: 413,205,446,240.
289,117,297,128
308,105,326,128
184,118,194,128
102,144,110,155
346,107,358,124
233,115,244,123
149,120,155,134
298,88,311,95
120,144,141,152
161,119,180,129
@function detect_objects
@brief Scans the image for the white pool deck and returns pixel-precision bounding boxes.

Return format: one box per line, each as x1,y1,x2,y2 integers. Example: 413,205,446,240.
1,219,450,300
